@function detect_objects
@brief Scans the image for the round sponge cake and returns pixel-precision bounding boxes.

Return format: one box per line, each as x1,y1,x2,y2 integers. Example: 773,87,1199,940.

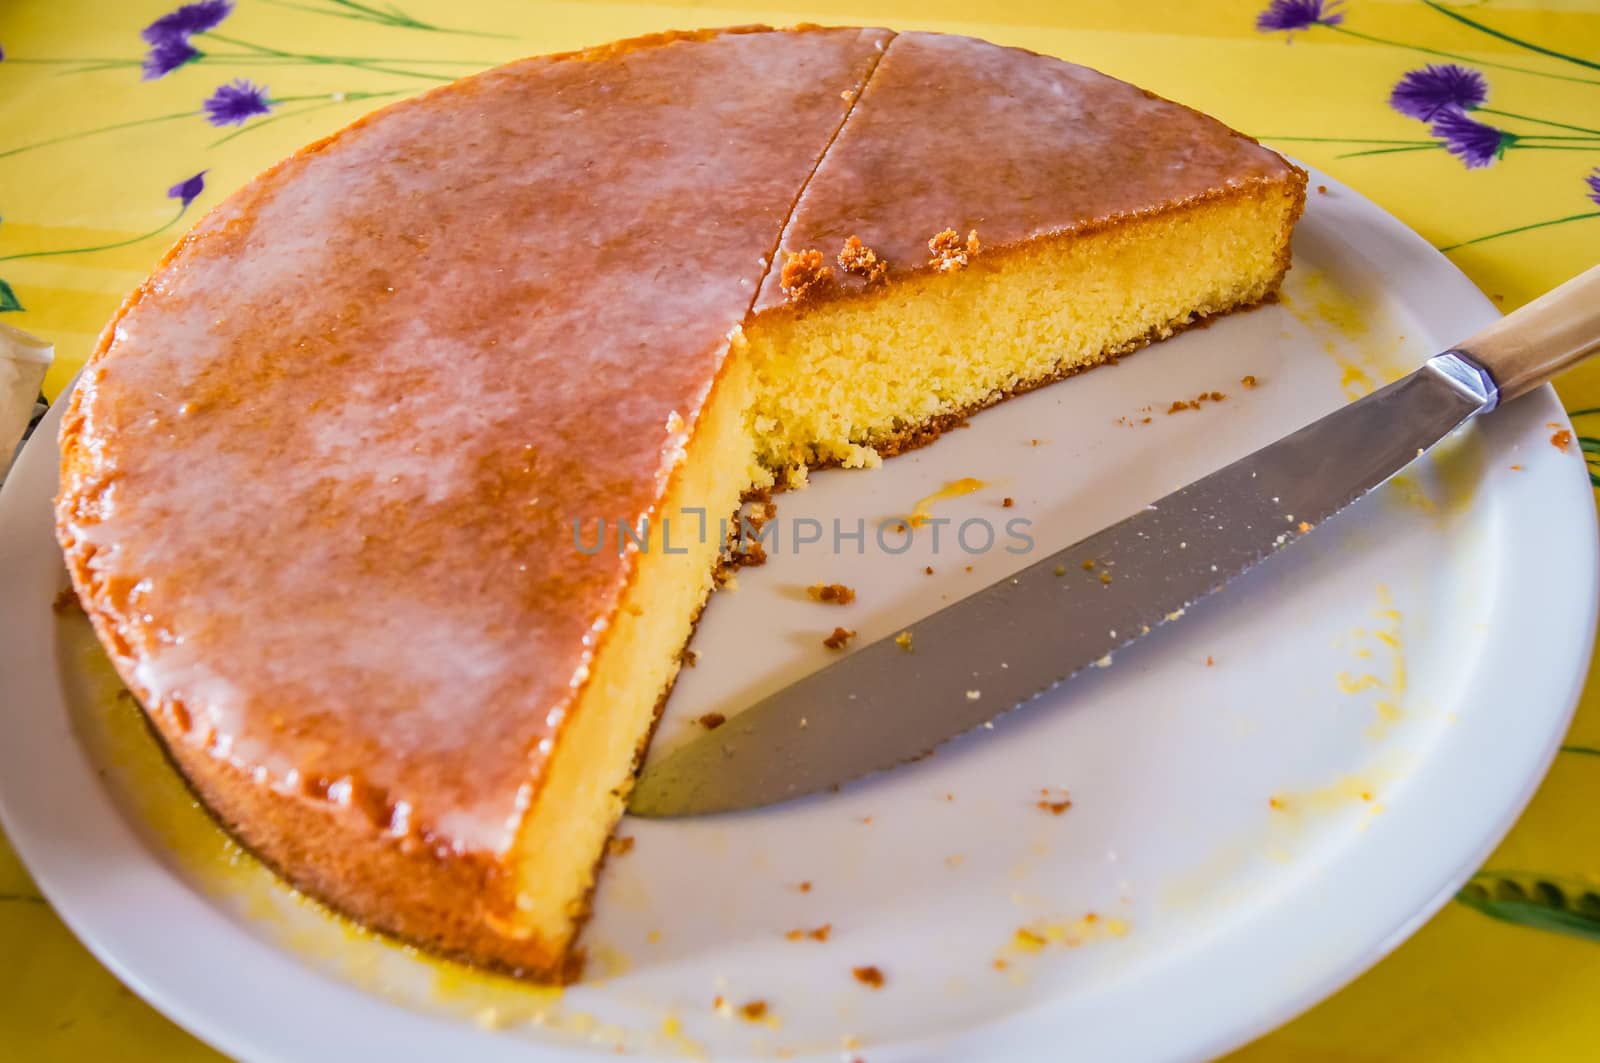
57,25,1303,979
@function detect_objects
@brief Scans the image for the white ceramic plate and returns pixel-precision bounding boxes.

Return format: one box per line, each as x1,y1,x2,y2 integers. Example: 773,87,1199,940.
1,168,1595,1063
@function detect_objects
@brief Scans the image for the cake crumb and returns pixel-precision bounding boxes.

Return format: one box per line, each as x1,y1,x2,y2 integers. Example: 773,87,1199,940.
780,249,834,302
925,565,934,575
797,880,812,892
1317,184,1328,194
680,648,698,668
928,228,981,272
1054,565,1067,576
1002,497,1015,508
838,235,888,284
1551,428,1573,452
964,565,973,573
1081,559,1095,570
1510,464,1523,471
807,583,857,605
894,630,913,651
608,835,635,857
1241,375,1258,388
785,924,832,942
852,965,886,988
52,588,82,614
738,1000,768,1022
1297,520,1313,533
697,712,726,730
1206,655,1215,667
1098,570,1113,585
824,627,856,650
1269,796,1286,811
1036,788,1072,815
1167,391,1227,414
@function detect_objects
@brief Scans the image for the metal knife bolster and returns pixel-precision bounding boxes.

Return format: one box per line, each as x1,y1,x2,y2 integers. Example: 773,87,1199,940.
1429,350,1499,413
629,353,1497,817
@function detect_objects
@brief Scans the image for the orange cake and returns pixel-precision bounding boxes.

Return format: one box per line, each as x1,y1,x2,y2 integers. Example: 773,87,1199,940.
56,26,1304,979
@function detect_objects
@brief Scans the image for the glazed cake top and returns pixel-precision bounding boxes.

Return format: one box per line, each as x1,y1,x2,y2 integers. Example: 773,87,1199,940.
754,31,1298,311
57,26,1294,856
59,25,889,853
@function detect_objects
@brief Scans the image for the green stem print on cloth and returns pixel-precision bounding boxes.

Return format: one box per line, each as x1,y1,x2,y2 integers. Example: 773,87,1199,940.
197,30,457,80
261,0,514,39
1566,410,1600,487
1,0,504,82
0,86,404,161
1419,0,1600,73
206,87,405,144
1255,0,1600,86
1457,872,1600,943
0,174,207,313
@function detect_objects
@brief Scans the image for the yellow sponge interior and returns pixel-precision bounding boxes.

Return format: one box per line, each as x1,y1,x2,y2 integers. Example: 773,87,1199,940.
506,184,1301,970
743,186,1301,472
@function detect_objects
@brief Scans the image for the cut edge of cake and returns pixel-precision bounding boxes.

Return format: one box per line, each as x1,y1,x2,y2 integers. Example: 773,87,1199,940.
495,171,1305,977
741,178,1305,476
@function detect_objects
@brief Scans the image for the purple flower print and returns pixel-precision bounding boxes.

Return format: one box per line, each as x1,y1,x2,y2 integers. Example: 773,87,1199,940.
141,0,233,80
1431,111,1514,169
203,80,271,126
142,36,199,80
1587,169,1600,207
167,171,208,209
1256,0,1344,33
1389,65,1489,122
141,1,234,46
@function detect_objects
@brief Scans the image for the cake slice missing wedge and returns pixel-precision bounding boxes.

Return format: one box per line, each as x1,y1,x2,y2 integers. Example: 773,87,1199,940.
742,30,1303,473
57,26,1302,982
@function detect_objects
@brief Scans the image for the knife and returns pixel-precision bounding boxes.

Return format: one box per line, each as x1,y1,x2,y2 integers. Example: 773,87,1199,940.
629,264,1600,818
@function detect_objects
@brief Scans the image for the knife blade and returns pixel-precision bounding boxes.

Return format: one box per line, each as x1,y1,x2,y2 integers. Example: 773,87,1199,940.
628,266,1600,818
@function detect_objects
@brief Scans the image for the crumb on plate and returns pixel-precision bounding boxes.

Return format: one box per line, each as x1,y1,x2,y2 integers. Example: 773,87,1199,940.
823,626,856,650
852,965,886,988
807,583,857,605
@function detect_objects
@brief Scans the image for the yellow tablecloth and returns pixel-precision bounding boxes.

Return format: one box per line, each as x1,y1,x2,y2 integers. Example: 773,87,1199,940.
3,1,1598,1058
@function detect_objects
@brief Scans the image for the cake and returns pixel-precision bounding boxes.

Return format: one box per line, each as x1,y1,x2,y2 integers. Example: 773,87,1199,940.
55,25,1304,980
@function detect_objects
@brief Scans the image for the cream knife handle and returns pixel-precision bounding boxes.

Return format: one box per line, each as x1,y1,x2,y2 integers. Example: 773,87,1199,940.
1455,264,1600,405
